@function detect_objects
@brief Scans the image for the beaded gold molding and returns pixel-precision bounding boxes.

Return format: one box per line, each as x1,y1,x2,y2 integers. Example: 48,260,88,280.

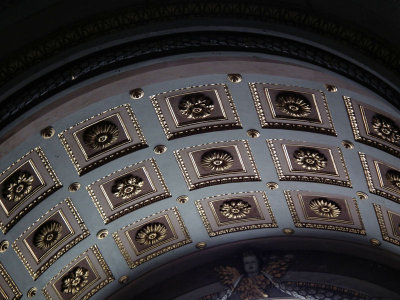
267,139,351,187
0,263,22,299
12,198,89,280
59,104,147,175
113,207,191,269
344,96,399,157
196,191,277,236
174,140,260,190
359,152,400,203
249,82,336,136
42,245,114,300
284,190,365,235
150,83,242,139
374,203,400,246
86,158,171,224
0,147,62,233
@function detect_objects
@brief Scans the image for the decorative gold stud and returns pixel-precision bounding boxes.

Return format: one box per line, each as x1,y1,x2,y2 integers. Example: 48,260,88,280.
68,182,81,192
342,140,354,149
118,275,129,284
227,74,242,83
0,240,9,253
176,195,189,204
283,228,294,235
97,229,109,240
356,191,368,200
27,287,37,298
40,126,55,139
154,145,167,154
129,88,144,100
325,84,337,92
370,238,381,246
196,241,207,249
266,182,279,190
247,129,260,138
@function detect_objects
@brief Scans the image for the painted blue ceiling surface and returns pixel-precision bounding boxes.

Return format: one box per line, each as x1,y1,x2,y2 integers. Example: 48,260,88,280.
0,51,399,299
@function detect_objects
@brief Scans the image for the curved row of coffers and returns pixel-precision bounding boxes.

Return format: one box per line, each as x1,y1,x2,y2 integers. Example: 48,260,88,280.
0,82,399,299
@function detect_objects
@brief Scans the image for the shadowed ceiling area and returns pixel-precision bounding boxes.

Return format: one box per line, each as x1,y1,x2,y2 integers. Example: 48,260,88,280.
0,1,399,299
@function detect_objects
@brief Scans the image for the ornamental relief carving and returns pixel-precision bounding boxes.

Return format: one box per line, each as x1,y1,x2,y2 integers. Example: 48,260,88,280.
309,198,341,218
249,83,336,136
43,245,114,300
219,199,251,220
371,114,400,144
178,93,215,119
112,175,144,200
87,159,170,224
284,190,365,234
359,153,400,203
135,222,168,246
59,104,147,175
82,120,120,151
151,84,241,139
267,139,351,187
386,170,400,193
0,148,61,233
12,199,89,280
275,92,312,117
2,171,34,203
196,191,277,237
200,150,234,172
33,220,63,250
61,266,90,295
113,207,191,269
344,97,400,157
293,148,327,171
174,140,260,190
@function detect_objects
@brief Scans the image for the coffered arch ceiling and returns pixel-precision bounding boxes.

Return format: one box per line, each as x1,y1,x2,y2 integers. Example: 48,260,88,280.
0,1,399,299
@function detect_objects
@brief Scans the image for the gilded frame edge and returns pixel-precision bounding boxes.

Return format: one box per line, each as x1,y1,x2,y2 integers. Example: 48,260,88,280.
150,83,242,140
249,82,336,136
195,191,278,237
284,190,366,235
58,104,148,175
0,263,22,300
86,158,171,224
112,207,191,269
12,198,90,280
373,203,400,246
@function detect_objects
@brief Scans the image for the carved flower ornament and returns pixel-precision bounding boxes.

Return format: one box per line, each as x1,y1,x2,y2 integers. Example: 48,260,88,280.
178,93,215,119
201,150,234,171
135,222,167,246
386,170,400,191
309,198,341,218
371,114,400,143
3,171,34,202
62,267,90,295
33,221,63,250
276,92,312,117
220,199,251,219
83,121,119,150
112,175,144,199
293,148,327,171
